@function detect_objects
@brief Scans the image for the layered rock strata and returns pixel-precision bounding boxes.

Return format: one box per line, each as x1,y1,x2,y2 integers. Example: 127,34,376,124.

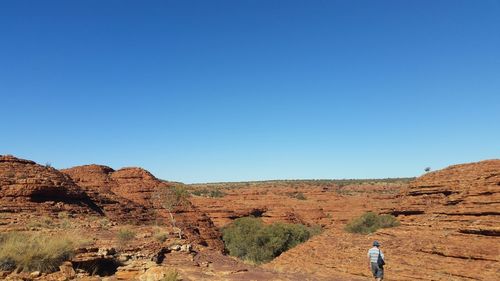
0,155,98,215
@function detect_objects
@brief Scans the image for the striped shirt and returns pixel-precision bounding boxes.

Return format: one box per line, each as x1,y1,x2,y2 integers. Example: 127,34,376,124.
367,247,384,263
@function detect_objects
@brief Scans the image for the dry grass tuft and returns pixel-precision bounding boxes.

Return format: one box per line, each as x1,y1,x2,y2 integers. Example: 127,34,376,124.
117,227,136,243
0,232,80,273
161,269,180,281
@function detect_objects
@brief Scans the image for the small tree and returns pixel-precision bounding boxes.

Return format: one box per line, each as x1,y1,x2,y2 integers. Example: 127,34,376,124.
424,167,431,172
155,185,190,239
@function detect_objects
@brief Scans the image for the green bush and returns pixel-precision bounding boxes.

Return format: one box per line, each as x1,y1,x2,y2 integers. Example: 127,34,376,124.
345,212,400,234
0,232,77,273
222,217,319,264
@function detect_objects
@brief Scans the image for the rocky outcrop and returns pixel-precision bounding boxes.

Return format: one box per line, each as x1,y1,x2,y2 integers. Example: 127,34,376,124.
0,155,84,199
394,159,500,235
61,165,156,223
109,167,161,206
0,155,99,215
0,155,222,251
62,164,224,251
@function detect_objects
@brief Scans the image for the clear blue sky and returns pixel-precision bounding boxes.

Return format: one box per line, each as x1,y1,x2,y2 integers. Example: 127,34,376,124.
1,1,499,183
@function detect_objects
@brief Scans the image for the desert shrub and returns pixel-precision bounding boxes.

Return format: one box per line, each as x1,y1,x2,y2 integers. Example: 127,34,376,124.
0,232,77,273
377,214,401,228
295,192,306,200
99,218,111,228
154,231,169,243
222,217,319,264
27,214,75,230
286,192,307,200
117,228,136,242
208,189,226,198
345,212,400,234
161,269,180,281
59,219,72,229
27,216,54,229
57,212,69,219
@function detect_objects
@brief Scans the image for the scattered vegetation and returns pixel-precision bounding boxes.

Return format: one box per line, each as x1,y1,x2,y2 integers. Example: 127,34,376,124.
117,228,136,242
222,217,321,264
287,192,306,200
334,187,400,196
189,178,415,190
26,214,74,230
0,232,79,273
191,188,226,198
27,216,55,229
345,212,400,234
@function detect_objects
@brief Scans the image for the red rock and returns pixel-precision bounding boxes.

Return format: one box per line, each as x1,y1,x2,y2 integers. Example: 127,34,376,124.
61,164,224,251
0,155,94,216
61,165,156,223
0,155,84,199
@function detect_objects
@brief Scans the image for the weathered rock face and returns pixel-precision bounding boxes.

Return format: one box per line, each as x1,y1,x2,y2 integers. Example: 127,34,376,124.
61,164,224,251
60,165,116,193
190,187,328,228
61,165,156,223
109,167,163,206
397,159,500,230
398,160,500,221
0,155,97,215
0,155,84,199
0,155,222,251
189,183,404,228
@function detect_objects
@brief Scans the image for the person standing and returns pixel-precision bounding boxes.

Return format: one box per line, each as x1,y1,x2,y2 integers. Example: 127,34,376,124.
367,241,385,281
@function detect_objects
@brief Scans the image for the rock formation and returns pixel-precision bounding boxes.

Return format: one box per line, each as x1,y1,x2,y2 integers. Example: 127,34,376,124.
394,159,500,236
0,155,83,199
0,155,99,216
0,155,222,251
61,164,224,251
61,165,156,223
